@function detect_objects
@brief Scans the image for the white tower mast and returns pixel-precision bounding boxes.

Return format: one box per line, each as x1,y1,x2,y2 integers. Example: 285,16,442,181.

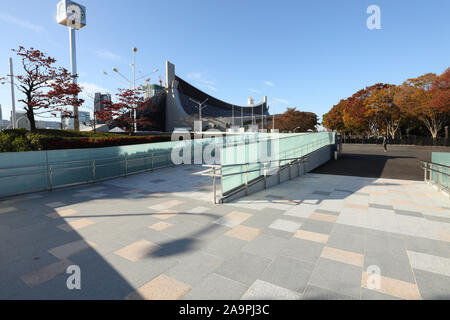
57,0,86,131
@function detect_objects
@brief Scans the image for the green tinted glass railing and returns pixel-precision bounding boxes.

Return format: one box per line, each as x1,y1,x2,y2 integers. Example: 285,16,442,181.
220,132,335,195
431,152,450,190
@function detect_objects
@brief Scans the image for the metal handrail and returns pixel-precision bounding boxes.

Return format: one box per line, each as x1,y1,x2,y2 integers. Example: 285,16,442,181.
0,150,173,171
203,137,331,203
0,149,176,198
421,160,449,195
203,137,329,172
420,160,450,170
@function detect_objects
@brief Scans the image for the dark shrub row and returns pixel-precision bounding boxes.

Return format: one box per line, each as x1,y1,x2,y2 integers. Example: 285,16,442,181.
0,129,171,152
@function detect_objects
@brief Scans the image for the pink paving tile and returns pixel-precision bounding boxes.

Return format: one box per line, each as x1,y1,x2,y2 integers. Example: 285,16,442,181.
126,274,191,300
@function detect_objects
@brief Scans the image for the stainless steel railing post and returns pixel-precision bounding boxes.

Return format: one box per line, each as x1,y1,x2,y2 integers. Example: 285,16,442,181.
49,166,53,191
212,166,217,204
438,168,442,191
289,161,292,180
423,162,427,183
245,164,249,195
125,156,128,177
263,163,267,189
92,160,96,182
151,153,154,171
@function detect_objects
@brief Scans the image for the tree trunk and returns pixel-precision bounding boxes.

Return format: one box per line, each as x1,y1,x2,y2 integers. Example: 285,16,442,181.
26,108,36,131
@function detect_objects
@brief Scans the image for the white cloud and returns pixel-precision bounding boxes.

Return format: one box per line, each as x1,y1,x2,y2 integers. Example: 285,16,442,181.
188,72,217,91
206,85,218,92
264,81,275,87
249,88,261,94
0,12,45,33
272,98,289,105
94,50,121,61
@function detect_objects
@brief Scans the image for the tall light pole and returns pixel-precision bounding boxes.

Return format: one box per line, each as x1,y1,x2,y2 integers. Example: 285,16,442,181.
111,59,158,133
57,0,86,131
231,105,234,127
241,106,243,127
132,47,137,133
8,58,16,129
189,98,208,132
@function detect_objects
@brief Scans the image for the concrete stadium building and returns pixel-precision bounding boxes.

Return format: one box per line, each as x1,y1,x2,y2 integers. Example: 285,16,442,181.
132,61,271,132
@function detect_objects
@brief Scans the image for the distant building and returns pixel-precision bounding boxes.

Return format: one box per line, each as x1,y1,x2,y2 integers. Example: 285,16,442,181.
8,111,61,130
0,119,9,129
36,120,61,130
94,93,111,124
109,61,270,132
62,111,90,129
143,84,165,100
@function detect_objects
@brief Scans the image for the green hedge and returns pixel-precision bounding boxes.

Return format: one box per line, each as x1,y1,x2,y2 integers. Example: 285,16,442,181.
0,129,171,152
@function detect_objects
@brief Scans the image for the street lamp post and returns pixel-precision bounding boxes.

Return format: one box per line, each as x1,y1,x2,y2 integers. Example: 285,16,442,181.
231,105,234,127
189,98,209,132
110,51,158,133
132,47,137,133
8,58,16,129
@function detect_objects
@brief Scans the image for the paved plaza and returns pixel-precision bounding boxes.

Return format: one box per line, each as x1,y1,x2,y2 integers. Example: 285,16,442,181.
0,164,450,300
314,144,450,181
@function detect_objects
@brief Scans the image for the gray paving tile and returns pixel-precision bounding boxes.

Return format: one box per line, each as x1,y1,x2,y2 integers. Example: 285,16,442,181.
215,252,271,286
395,209,423,218
241,212,279,229
260,256,314,293
261,226,298,239
407,250,450,277
279,238,325,264
403,235,450,259
414,269,450,300
365,232,407,258
241,234,289,260
202,235,247,259
313,191,331,196
369,203,394,210
241,279,302,300
361,288,402,300
308,258,362,299
363,251,415,284
327,232,364,254
334,189,353,194
303,285,357,300
331,223,365,236
149,179,166,183
268,219,302,233
165,252,223,287
184,273,248,300
264,195,283,200
314,209,340,216
161,221,207,239
299,219,334,234
424,215,450,224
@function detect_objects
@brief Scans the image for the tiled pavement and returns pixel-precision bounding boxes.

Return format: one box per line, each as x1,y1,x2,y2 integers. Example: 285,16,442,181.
0,165,449,300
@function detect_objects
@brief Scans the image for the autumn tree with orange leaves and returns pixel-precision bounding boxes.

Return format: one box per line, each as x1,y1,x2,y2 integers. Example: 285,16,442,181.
365,84,403,139
395,73,449,138
323,69,449,138
274,108,318,132
2,47,83,131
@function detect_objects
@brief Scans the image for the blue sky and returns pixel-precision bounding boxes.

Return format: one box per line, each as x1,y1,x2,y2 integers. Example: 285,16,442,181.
0,0,449,123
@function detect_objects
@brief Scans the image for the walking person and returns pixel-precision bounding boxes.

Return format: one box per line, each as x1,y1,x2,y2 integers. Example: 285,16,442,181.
382,135,388,152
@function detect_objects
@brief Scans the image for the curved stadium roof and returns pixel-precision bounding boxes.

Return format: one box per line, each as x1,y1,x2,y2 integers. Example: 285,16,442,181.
175,76,270,118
